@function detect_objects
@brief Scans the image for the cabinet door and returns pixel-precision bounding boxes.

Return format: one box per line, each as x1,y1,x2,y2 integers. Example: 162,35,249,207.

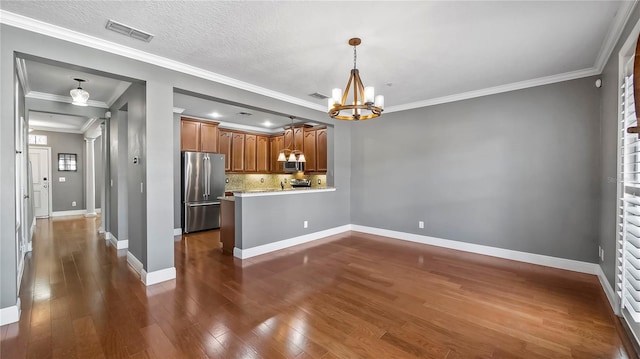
218,130,232,171
294,127,304,153
232,133,245,172
270,135,284,173
257,136,269,173
181,119,201,152
284,128,293,150
303,129,317,172
316,128,327,172
200,122,219,152
244,134,257,172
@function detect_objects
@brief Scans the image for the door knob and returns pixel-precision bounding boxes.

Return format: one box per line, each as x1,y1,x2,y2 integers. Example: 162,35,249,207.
43,185,48,188
23,195,29,199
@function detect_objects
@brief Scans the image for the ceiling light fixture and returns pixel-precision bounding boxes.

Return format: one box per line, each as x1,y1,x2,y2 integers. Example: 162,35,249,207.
70,78,89,106
328,38,384,121
263,120,272,127
277,116,306,163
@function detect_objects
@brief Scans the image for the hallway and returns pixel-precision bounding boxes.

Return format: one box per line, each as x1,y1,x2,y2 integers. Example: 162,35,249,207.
0,216,636,358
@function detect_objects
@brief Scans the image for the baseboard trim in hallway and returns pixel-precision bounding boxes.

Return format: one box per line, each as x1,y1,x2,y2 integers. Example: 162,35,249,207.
0,299,20,326
143,267,177,286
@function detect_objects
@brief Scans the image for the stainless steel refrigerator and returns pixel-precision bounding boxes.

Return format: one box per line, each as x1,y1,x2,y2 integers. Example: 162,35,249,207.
181,151,226,233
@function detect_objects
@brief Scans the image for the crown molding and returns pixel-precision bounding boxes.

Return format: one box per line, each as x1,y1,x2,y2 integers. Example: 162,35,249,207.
385,67,600,113
79,117,97,134
29,125,83,134
217,121,284,134
594,0,638,73
25,91,109,108
173,107,185,114
0,10,325,113
15,57,30,94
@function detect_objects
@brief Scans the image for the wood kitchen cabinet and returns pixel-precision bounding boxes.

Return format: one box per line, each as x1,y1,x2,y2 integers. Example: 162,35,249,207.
218,130,232,171
257,135,270,173
270,135,284,173
180,117,219,152
316,128,327,172
284,128,293,149
200,122,218,152
232,132,245,172
303,129,317,172
244,134,257,172
294,127,304,153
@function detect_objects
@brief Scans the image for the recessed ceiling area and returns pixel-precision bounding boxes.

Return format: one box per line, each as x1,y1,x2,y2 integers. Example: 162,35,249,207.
0,1,630,113
28,111,94,134
174,93,313,133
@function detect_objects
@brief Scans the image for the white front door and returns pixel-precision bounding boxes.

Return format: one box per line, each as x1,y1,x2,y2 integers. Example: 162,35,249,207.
29,147,50,218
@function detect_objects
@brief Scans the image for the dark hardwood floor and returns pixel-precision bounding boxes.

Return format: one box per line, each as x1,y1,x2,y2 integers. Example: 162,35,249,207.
0,215,636,358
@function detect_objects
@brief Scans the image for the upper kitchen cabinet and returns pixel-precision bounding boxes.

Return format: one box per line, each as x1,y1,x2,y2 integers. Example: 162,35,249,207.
294,127,304,153
180,117,219,152
303,129,317,172
244,134,257,172
316,128,327,172
232,132,245,172
218,129,233,171
270,135,284,173
284,128,293,149
257,136,270,173
200,122,219,152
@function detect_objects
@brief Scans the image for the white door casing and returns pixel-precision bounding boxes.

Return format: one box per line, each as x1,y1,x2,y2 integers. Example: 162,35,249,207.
29,147,51,218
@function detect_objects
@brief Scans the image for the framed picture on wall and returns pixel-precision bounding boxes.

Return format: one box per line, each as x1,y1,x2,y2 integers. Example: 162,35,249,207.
58,153,77,171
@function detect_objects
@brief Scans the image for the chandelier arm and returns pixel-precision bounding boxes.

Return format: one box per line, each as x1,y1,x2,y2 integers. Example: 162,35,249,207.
340,71,354,105
354,71,366,104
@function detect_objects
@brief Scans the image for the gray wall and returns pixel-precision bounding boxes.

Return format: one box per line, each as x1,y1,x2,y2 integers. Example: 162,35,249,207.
351,77,602,263
30,130,85,212
173,113,181,230
95,135,102,209
599,5,640,288
108,109,129,241
109,84,146,263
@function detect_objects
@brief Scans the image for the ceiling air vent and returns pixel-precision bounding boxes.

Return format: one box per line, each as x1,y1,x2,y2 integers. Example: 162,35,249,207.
309,92,329,100
105,19,154,42
238,112,253,116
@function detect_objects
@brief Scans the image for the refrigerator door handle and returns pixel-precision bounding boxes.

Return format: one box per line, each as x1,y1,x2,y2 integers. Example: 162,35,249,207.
186,201,220,207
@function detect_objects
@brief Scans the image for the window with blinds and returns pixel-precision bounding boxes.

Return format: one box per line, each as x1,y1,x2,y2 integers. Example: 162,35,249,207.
617,56,640,322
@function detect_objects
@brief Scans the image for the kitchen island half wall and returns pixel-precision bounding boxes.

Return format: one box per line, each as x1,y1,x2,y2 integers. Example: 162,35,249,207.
233,188,350,258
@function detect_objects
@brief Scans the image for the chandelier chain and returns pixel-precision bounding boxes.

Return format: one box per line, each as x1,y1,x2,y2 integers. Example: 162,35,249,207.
353,45,357,70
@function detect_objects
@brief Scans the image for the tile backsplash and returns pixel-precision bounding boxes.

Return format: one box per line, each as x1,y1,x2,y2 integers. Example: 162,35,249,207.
225,173,327,192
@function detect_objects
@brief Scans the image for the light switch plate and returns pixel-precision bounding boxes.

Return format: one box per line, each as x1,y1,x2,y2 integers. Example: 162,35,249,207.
58,177,66,182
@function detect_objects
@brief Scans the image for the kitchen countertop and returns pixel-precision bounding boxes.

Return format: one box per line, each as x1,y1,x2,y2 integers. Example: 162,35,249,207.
217,196,235,202
231,187,336,198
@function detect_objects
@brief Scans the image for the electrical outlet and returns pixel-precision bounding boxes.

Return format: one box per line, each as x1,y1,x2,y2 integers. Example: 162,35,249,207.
418,221,424,229
303,220,308,228
71,201,77,207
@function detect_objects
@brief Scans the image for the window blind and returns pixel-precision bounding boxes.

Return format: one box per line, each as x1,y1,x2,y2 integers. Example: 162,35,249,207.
618,67,640,322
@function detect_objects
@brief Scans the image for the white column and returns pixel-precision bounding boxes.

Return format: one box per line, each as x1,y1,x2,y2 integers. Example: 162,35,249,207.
85,137,96,218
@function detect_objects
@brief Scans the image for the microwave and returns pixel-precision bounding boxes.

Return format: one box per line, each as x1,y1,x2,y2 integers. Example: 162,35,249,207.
283,161,304,173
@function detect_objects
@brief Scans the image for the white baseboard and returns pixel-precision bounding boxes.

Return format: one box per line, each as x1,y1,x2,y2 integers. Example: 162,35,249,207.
30,217,36,241
351,225,599,275
96,208,101,214
597,265,619,314
126,251,144,276
233,224,352,259
26,242,32,252
142,267,176,286
173,228,182,236
0,299,21,326
84,212,97,218
51,209,88,217
106,232,128,249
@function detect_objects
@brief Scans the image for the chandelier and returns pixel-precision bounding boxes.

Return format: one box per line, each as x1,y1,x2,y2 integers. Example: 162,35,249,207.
70,78,90,106
328,38,384,121
277,116,306,163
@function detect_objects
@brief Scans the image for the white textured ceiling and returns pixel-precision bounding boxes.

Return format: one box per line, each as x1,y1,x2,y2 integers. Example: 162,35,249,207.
0,1,630,112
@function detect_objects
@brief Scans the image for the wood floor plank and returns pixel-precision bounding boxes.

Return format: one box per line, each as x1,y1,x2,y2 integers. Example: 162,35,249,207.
0,216,636,358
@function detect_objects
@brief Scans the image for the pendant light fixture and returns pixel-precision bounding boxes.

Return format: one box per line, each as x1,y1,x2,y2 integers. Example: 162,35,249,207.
328,38,384,121
70,78,90,106
277,116,306,163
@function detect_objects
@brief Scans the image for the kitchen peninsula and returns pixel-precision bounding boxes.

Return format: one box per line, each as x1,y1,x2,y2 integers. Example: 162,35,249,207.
219,186,337,256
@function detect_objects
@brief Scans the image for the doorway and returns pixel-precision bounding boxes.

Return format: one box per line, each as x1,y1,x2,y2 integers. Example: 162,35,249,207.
29,147,51,218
